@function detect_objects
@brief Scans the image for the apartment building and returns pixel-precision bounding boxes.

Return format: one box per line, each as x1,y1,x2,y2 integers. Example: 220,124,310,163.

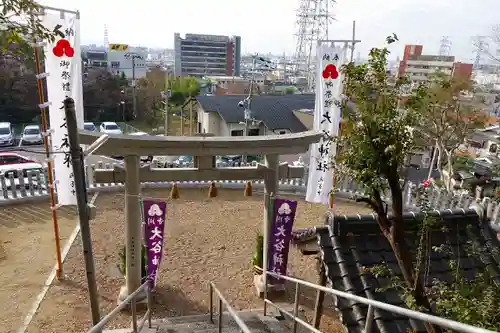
398,44,473,83
174,33,241,77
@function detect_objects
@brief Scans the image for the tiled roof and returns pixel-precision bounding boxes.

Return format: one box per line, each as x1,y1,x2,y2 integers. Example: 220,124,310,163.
405,166,440,184
195,94,315,132
315,208,500,333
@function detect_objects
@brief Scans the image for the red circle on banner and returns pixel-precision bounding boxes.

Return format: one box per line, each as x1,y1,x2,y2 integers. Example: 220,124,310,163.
52,39,74,58
322,64,339,80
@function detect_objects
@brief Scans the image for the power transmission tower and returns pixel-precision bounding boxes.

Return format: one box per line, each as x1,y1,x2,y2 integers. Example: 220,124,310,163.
294,0,336,92
473,36,489,69
438,36,452,56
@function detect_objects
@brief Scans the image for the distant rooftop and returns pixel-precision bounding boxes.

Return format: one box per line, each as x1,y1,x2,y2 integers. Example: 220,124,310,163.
175,33,238,42
407,54,455,62
196,94,315,132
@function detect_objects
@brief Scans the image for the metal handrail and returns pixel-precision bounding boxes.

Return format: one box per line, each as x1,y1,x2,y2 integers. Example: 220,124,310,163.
209,282,252,333
87,280,153,333
260,269,498,333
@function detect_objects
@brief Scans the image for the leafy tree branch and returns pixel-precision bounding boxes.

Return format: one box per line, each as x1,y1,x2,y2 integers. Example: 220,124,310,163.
338,35,442,333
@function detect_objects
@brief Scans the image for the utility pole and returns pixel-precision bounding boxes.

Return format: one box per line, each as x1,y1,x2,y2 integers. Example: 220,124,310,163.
125,52,143,121
120,89,125,122
63,97,101,330
239,56,259,164
132,57,137,120
163,69,169,135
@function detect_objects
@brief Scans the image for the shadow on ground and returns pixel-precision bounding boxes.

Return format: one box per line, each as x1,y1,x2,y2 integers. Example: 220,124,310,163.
0,202,77,228
151,284,209,317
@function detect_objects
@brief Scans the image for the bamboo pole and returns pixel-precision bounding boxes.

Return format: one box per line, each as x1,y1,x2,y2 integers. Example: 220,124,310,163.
32,21,63,280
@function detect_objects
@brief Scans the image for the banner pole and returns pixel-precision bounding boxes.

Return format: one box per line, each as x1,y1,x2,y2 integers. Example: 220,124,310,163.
329,21,359,210
31,14,64,280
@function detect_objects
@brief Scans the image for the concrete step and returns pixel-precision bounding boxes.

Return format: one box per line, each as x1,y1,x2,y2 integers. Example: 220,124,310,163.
150,307,293,333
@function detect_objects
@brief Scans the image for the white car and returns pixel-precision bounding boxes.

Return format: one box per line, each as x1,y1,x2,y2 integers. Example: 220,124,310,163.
0,152,44,190
83,122,97,132
0,122,15,147
99,122,122,135
20,125,43,145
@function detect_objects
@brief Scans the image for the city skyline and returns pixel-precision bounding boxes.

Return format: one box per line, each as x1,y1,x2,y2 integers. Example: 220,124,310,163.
40,0,500,62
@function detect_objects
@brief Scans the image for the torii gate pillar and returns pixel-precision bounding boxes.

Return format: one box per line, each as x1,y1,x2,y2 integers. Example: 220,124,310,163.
118,155,143,303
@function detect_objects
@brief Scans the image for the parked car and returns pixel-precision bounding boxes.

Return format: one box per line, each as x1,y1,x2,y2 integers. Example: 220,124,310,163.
0,152,44,189
217,155,260,166
0,122,15,146
151,135,177,167
99,122,122,135
173,155,193,167
83,122,97,132
20,125,43,145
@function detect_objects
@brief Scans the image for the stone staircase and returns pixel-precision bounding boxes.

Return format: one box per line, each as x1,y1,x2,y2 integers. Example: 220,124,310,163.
144,307,295,333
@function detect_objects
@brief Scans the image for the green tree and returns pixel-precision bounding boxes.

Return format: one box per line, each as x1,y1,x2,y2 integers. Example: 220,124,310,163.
82,69,132,121
337,36,442,333
168,76,200,106
285,86,296,95
412,72,487,190
1,0,56,60
135,69,165,126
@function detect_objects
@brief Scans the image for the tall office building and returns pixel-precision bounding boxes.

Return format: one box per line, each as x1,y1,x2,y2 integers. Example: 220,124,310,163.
174,33,241,77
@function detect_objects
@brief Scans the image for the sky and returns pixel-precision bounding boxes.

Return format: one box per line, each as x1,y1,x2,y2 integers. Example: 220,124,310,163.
39,0,500,62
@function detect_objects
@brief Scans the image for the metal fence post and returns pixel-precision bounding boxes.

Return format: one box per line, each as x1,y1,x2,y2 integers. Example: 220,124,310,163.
64,97,101,328
209,283,214,323
218,299,223,333
293,282,300,333
131,298,138,333
146,285,152,328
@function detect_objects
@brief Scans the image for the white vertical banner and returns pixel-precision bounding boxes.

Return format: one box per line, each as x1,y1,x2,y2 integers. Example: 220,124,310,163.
306,44,348,204
42,10,84,206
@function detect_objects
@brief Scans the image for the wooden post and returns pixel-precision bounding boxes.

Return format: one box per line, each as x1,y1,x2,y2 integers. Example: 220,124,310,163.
189,100,193,136
313,256,327,328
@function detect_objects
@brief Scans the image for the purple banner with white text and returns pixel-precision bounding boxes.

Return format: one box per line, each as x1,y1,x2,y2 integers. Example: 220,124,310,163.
267,198,297,285
142,199,167,289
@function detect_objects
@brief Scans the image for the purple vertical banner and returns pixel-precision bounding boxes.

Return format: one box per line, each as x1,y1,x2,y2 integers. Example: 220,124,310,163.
267,198,298,285
142,199,167,289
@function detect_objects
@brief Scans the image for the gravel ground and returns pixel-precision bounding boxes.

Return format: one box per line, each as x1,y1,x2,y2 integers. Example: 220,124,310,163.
0,201,78,333
26,188,371,333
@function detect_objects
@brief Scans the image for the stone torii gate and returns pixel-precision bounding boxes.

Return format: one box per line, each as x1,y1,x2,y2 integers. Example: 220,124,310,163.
79,130,322,301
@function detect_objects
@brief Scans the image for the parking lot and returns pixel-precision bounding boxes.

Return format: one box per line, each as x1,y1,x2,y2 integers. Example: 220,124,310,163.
0,144,121,167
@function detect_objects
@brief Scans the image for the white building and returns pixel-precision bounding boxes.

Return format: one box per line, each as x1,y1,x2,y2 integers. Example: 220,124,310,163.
107,51,148,80
404,55,455,83
204,75,264,89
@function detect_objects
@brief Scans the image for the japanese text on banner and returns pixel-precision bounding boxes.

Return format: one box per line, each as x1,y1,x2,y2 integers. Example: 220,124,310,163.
305,45,348,205
41,12,83,205
142,199,167,289
267,198,297,285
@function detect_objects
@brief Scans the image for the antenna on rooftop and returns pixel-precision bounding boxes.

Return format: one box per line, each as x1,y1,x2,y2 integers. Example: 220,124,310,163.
104,24,109,49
